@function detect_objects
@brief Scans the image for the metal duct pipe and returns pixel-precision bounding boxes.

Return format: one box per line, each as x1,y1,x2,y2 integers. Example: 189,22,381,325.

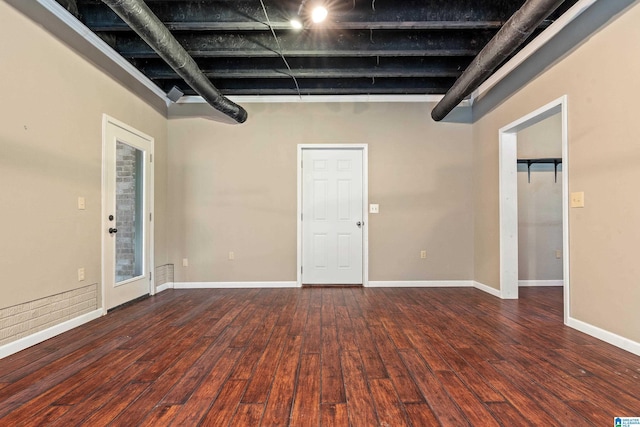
102,0,248,123
431,0,565,121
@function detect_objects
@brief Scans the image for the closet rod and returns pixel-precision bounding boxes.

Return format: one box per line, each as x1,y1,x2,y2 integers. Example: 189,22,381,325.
517,158,562,183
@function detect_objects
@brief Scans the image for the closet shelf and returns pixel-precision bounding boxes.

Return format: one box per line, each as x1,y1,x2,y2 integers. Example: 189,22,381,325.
517,158,562,183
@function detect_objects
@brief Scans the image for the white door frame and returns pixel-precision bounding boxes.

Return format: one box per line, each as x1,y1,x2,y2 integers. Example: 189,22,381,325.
297,144,369,287
499,95,570,323
101,114,155,314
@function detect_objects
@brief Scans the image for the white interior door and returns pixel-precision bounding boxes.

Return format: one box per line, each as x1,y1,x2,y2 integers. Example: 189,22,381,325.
302,149,364,284
103,117,153,310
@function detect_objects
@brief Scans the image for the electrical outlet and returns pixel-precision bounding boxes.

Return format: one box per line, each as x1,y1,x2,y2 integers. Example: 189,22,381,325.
182,258,189,267
78,268,85,281
228,251,235,260
420,250,427,259
570,191,584,208
556,249,562,259
77,196,86,210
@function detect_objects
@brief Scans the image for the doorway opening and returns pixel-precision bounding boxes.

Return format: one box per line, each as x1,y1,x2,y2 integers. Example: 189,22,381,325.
499,96,570,323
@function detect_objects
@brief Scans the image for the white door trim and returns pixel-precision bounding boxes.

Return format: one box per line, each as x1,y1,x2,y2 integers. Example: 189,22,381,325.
101,114,155,315
498,96,570,324
297,144,369,287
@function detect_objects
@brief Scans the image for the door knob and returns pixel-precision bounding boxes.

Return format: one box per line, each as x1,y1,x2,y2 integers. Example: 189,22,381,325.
109,227,118,234
356,221,363,228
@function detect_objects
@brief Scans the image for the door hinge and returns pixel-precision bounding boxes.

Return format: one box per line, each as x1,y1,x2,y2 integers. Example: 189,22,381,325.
301,213,303,221
301,266,303,275
150,212,152,221
150,154,153,163
149,272,152,281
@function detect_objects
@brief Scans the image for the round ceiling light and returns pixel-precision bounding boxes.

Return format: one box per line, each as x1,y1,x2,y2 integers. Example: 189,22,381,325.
311,6,328,23
290,18,303,29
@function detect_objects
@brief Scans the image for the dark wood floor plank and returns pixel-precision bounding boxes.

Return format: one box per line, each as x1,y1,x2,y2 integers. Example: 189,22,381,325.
4,345,133,420
1,287,639,426
485,401,534,426
320,289,336,327
403,402,440,426
369,378,410,427
303,306,322,354
554,346,640,392
15,403,69,427
435,370,500,427
380,317,413,350
0,291,183,382
290,353,321,427
334,306,358,352
403,327,451,372
231,403,265,426
565,400,612,426
351,318,388,379
262,335,303,426
368,321,423,404
106,313,219,424
557,374,640,414
343,288,363,319
242,325,289,404
400,349,470,426
230,304,269,348
167,347,244,426
81,382,149,426
455,347,561,426
134,322,208,383
0,336,130,418
139,404,181,426
490,360,593,425
320,326,345,404
230,310,280,381
340,350,378,427
200,379,247,427
289,292,311,337
47,361,153,426
417,324,504,403
159,326,241,405
320,403,348,427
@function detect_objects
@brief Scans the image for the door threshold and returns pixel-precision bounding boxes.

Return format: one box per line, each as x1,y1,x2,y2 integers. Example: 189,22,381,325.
107,293,150,313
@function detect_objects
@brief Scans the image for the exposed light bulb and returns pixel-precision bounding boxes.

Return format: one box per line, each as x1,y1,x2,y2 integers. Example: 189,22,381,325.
311,6,328,23
290,18,303,29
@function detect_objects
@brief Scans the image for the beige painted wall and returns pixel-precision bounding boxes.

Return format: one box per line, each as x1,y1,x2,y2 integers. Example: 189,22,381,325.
0,1,168,309
517,114,563,281
168,102,473,283
473,2,640,341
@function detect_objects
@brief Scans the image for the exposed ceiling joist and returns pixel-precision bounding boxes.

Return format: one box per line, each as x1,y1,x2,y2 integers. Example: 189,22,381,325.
51,0,580,103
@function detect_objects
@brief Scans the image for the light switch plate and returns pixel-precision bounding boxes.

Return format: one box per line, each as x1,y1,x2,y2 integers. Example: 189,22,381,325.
369,204,379,214
78,268,85,281
182,258,189,267
570,191,585,208
77,196,86,210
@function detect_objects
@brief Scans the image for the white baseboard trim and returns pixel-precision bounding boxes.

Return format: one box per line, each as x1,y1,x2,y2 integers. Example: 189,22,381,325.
367,280,473,288
156,282,174,293
0,308,103,359
519,280,564,287
567,316,640,357
173,281,299,289
473,281,503,298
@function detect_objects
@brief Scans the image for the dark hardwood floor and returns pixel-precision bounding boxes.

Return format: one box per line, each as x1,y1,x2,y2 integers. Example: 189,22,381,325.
1,287,639,426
